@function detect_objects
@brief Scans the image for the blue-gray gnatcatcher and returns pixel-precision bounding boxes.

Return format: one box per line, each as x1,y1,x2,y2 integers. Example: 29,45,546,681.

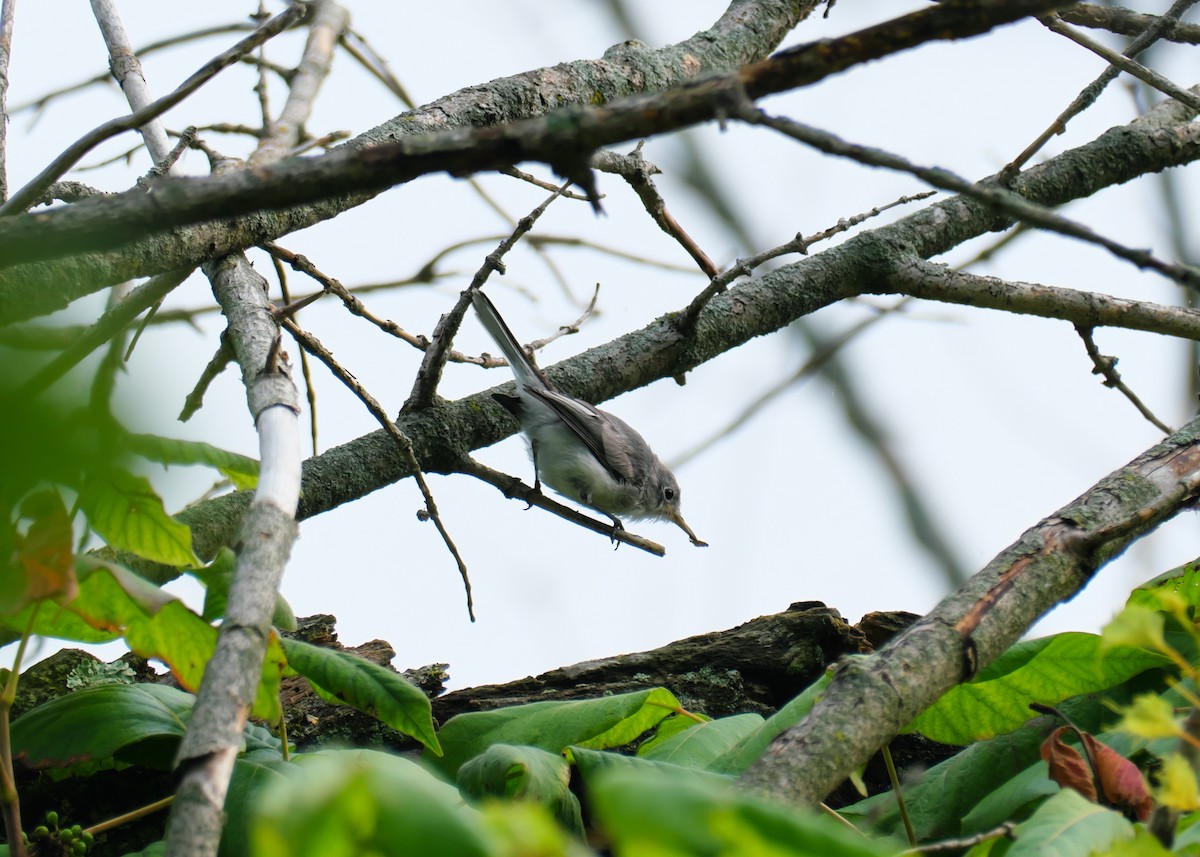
472,289,707,547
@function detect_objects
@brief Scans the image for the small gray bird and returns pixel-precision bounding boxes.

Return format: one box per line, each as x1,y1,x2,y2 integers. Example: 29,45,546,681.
472,289,706,546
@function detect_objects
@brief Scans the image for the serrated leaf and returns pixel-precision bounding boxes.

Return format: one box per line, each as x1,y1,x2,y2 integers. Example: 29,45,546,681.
457,744,583,836
1005,788,1133,857
906,633,1168,744
78,468,197,567
10,683,193,769
126,432,259,490
430,687,680,778
250,749,492,857
639,713,764,769
279,637,439,754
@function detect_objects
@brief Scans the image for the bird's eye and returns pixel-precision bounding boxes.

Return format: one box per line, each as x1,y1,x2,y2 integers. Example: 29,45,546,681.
663,487,676,502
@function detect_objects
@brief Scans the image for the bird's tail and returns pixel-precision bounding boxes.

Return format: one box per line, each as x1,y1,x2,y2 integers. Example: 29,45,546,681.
471,289,551,391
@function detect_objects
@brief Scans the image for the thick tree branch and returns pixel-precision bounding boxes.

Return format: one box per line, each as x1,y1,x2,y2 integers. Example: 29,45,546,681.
0,0,1060,324
739,414,1200,803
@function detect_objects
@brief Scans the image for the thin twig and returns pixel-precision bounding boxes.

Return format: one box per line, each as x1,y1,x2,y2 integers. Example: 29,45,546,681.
10,22,259,114
882,744,917,847
1039,14,1200,112
1003,0,1199,177
741,104,1200,290
525,283,601,352
1061,3,1200,44
270,252,318,454
500,165,594,199
10,268,192,401
401,181,570,414
457,457,665,556
679,190,934,332
338,27,414,107
901,823,1017,855
179,333,234,422
594,143,720,278
1075,325,1173,435
280,317,476,622
0,2,306,215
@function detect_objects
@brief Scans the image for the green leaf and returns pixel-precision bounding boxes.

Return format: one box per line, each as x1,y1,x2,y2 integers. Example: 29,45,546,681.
124,600,217,693
906,633,1168,744
1128,560,1200,611
430,687,681,778
78,468,197,567
589,762,896,857
840,694,1113,841
1089,829,1175,857
126,432,260,490
1004,788,1132,857
279,637,440,754
960,761,1059,834
639,713,764,769
118,842,166,857
192,548,295,630
457,744,584,836
250,749,492,857
707,670,831,775
219,750,296,857
10,684,193,769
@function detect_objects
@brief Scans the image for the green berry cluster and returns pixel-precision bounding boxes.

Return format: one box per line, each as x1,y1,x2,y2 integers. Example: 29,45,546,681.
23,810,94,855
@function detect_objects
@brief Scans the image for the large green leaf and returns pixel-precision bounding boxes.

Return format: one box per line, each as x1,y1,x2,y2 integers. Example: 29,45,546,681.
960,761,1059,834
707,670,831,775
250,749,492,857
906,633,1168,744
639,713,764,769
457,744,583,836
10,683,193,769
430,687,681,778
589,763,896,857
219,749,296,857
125,432,259,490
124,600,217,693
279,637,440,754
1003,788,1132,857
78,468,197,567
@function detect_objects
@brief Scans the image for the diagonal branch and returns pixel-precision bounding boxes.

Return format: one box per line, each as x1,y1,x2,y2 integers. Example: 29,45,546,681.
0,0,1062,319
739,413,1200,803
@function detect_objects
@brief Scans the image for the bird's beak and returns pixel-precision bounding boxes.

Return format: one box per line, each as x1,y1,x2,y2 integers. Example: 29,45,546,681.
666,505,708,547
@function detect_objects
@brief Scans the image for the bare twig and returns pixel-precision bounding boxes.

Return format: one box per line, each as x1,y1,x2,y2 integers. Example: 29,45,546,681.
1075,325,1173,435
280,317,475,621
1061,3,1200,43
741,104,1200,289
901,823,1016,855
250,0,347,165
500,165,594,199
594,144,720,278
10,22,260,114
270,252,318,454
458,457,666,556
10,268,192,400
401,181,570,414
146,126,196,178
1039,14,1200,112
679,190,934,332
0,2,306,215
89,0,175,166
178,332,233,422
338,27,414,107
887,259,1200,343
1004,0,1199,177
525,283,601,353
